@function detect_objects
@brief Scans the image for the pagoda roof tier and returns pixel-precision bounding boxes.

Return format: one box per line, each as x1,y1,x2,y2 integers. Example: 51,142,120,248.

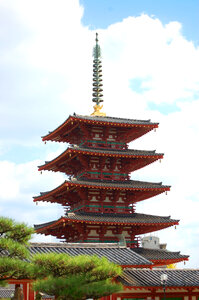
132,247,189,266
42,114,159,144
29,242,152,268
38,146,163,174
34,179,170,204
35,212,178,237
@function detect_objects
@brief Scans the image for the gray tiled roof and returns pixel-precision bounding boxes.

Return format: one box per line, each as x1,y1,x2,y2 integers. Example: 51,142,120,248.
69,145,163,157
0,242,151,267
43,114,158,138
74,114,158,125
64,212,178,224
132,248,189,261
35,219,57,230
34,178,170,199
0,285,15,298
34,212,178,230
69,178,169,189
29,243,152,266
39,146,163,170
119,269,199,286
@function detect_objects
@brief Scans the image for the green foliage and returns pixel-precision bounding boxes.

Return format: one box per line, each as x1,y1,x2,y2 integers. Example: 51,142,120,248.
0,217,33,244
34,276,122,300
0,238,29,259
0,217,13,234
32,253,121,278
0,258,33,280
32,253,123,300
0,216,34,284
6,223,33,244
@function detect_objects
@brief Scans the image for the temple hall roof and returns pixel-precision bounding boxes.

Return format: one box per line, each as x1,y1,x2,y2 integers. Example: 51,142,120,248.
119,269,199,287
0,285,15,298
28,242,152,267
132,247,189,264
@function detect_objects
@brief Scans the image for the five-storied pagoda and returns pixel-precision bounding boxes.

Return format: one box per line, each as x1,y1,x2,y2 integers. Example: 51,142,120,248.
34,34,188,266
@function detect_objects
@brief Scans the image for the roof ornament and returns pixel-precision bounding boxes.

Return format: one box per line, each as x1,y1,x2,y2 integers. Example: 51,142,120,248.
91,33,106,117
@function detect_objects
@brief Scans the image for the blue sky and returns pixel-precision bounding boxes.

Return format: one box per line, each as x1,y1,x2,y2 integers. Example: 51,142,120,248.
80,0,199,44
0,0,199,268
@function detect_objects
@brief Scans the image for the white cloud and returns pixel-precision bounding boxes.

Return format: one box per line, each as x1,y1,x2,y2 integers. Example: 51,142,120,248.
0,1,199,267
0,161,20,199
0,158,65,229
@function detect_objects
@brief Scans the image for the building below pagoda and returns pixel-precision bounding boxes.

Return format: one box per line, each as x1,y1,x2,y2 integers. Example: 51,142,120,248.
1,242,197,300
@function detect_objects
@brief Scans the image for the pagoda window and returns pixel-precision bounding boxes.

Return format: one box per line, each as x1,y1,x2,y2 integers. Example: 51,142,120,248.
91,163,97,170
103,164,109,171
90,158,99,169
117,197,124,203
114,165,119,171
104,230,114,237
88,229,98,236
122,230,131,239
104,196,111,202
90,196,97,201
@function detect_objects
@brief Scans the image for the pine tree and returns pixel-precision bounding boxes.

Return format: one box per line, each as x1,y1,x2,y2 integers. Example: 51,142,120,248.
32,253,123,300
0,216,34,284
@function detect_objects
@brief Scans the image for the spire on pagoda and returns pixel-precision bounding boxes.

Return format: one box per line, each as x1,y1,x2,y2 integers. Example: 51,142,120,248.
91,33,106,117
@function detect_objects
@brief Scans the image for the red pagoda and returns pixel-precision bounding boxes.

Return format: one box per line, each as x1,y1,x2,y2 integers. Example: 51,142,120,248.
34,33,187,267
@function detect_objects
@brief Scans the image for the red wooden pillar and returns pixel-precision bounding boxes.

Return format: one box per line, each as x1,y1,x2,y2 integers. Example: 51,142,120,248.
150,287,156,300
111,294,118,300
29,283,35,300
23,282,28,300
187,288,193,300
22,282,35,300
